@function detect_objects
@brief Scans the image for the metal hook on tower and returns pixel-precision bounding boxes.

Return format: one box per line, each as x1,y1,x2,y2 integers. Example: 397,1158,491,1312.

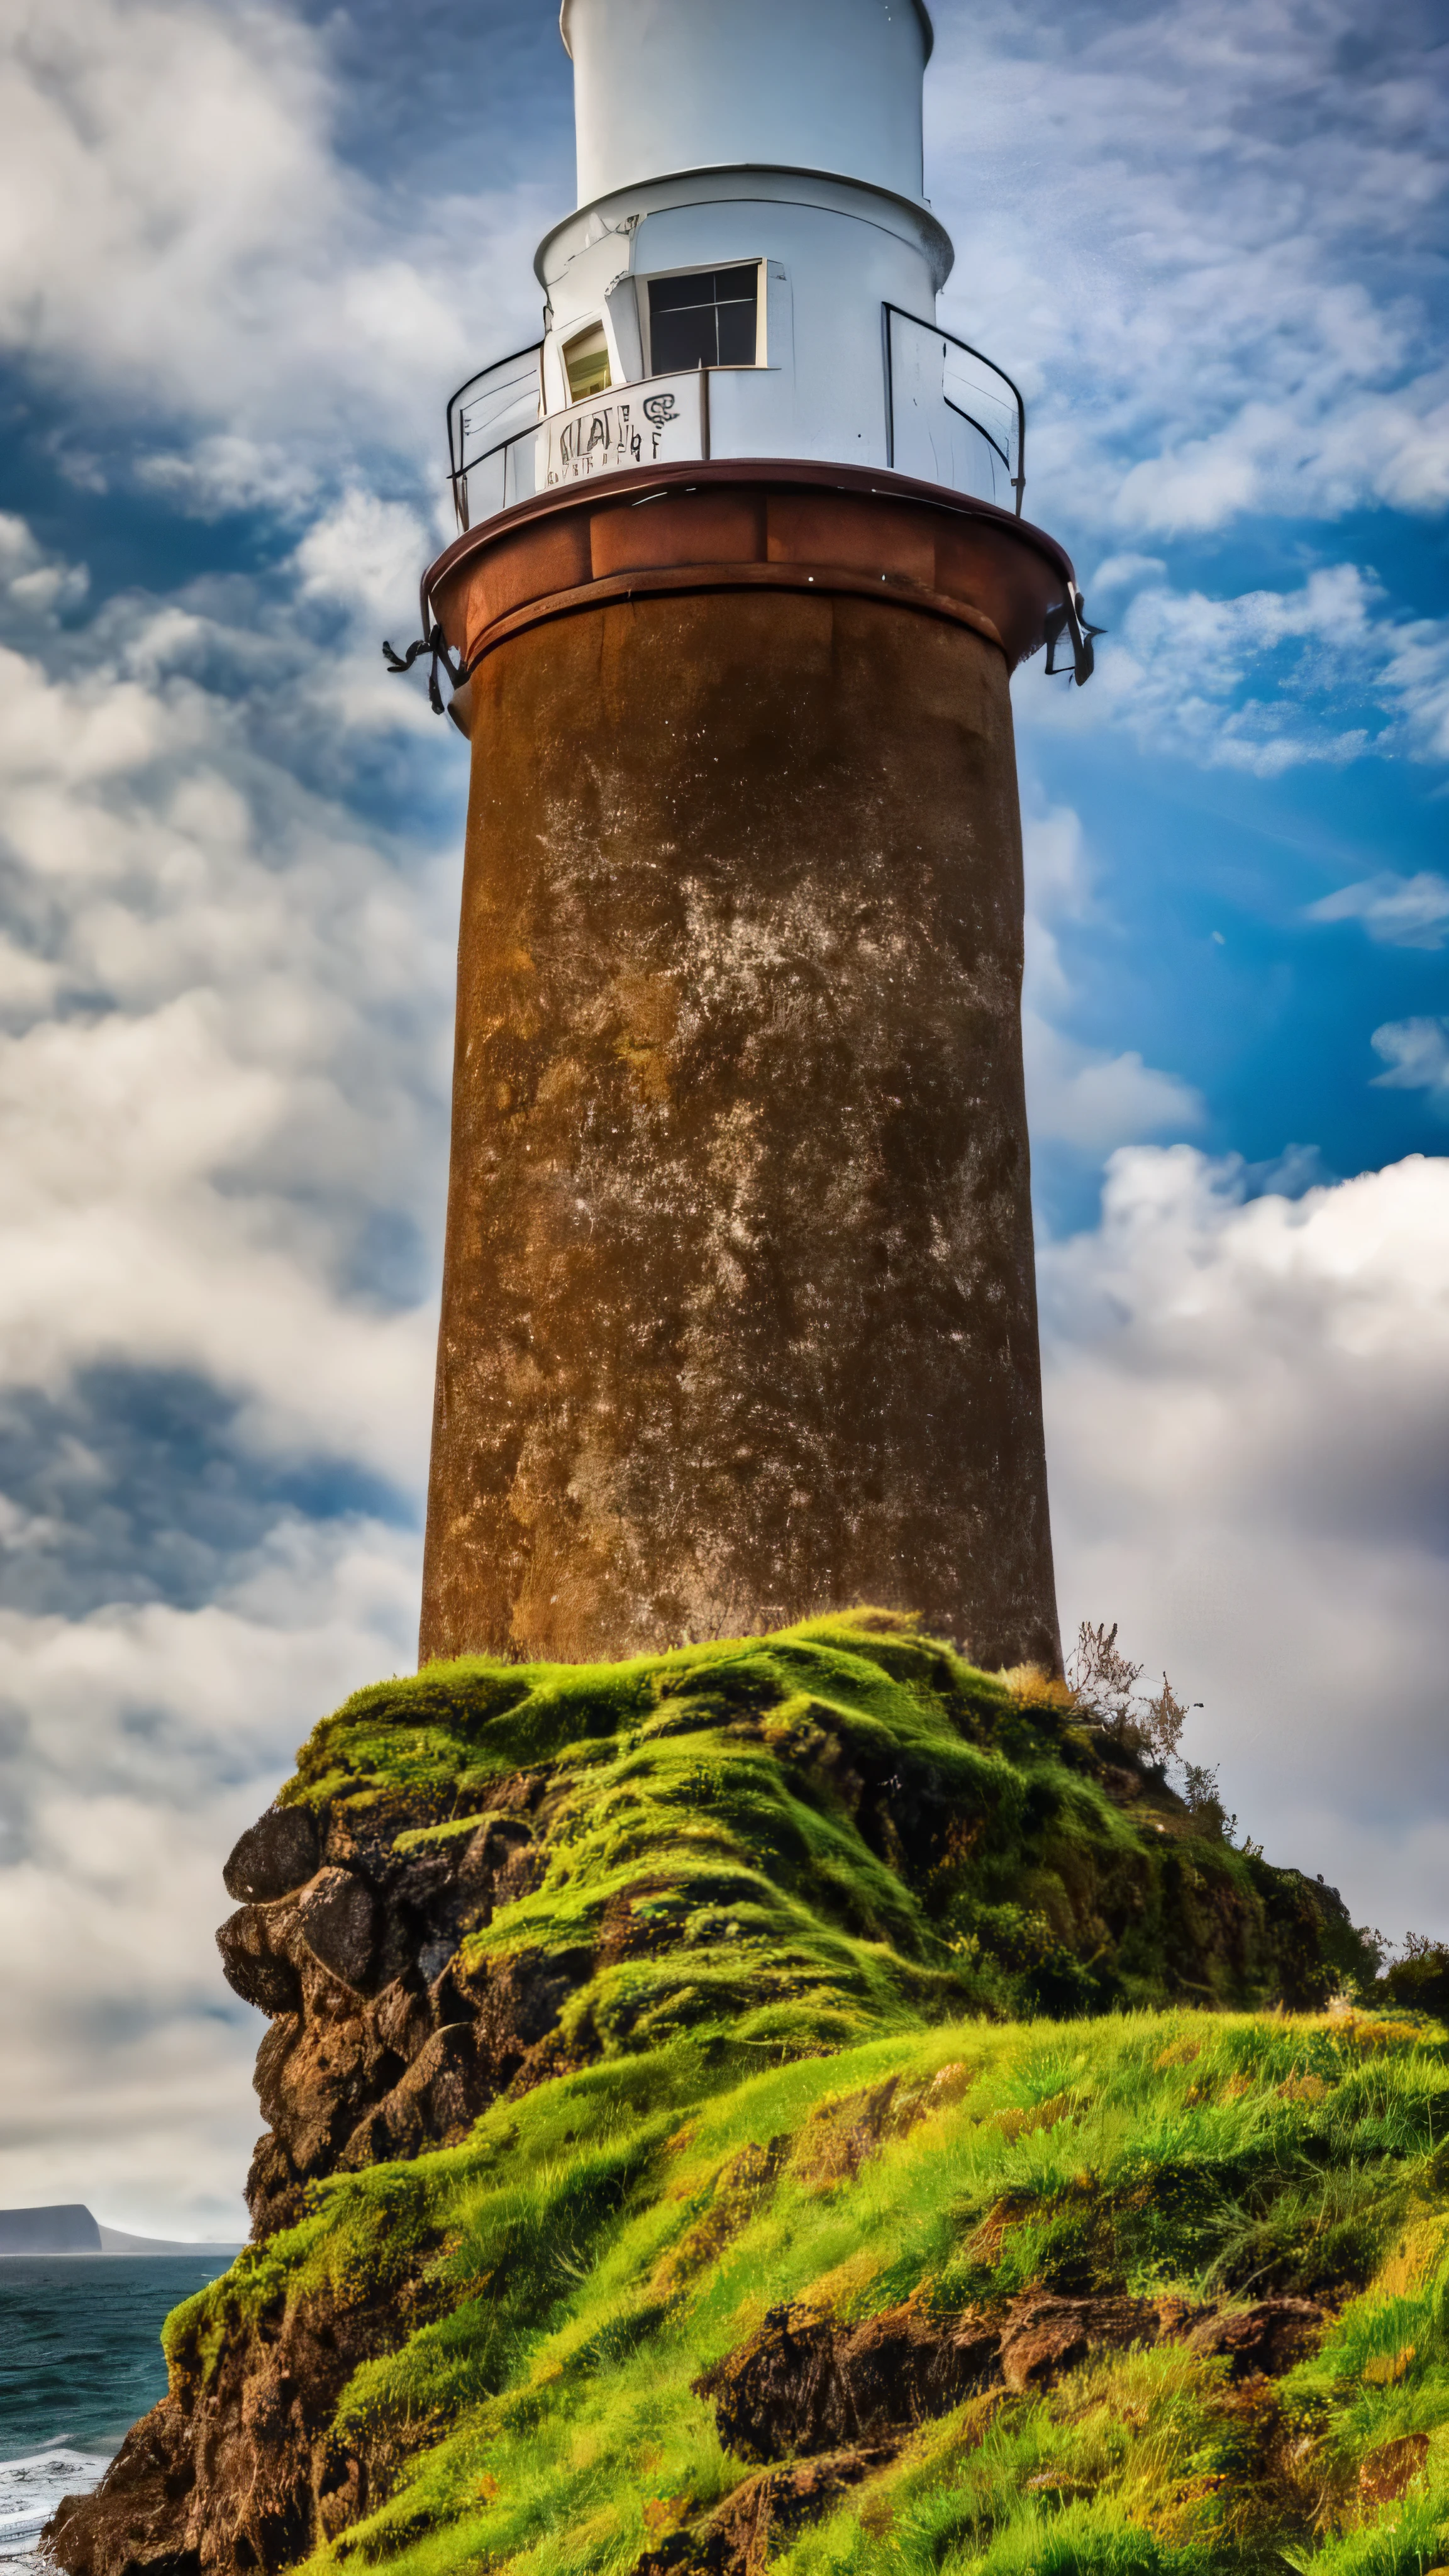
382,623,464,716
1043,584,1105,686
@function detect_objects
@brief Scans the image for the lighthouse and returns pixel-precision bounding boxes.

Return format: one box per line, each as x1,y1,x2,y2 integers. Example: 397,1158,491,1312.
396,0,1093,1675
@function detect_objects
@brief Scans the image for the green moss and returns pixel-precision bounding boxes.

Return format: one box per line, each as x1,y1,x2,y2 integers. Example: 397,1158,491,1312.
165,1614,1436,2572
282,1612,1368,2041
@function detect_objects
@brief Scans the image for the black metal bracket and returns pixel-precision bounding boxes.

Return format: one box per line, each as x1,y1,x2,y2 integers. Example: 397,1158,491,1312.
1044,585,1105,686
382,624,464,716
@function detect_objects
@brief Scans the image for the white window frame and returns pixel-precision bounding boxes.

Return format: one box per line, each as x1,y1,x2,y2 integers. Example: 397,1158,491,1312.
636,260,768,379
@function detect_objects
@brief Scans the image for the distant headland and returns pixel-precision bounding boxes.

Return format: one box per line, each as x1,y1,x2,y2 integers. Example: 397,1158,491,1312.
0,2202,243,2256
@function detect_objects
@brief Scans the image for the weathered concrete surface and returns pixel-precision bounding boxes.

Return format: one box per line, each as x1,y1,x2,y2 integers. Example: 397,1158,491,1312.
419,578,1059,1670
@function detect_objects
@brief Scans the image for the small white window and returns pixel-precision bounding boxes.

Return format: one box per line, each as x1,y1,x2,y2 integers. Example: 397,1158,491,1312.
647,267,761,373
564,323,611,402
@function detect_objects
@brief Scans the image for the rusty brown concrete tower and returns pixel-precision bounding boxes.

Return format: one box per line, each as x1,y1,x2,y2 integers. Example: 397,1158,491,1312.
397,0,1095,1674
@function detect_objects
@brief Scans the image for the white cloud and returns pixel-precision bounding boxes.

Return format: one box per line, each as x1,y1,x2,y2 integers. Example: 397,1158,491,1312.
1377,609,1449,764
1308,870,1449,950
0,510,89,626
292,487,432,631
0,1516,420,2234
1019,560,1449,776
1043,1148,1449,1936
1372,1017,1449,1102
1085,553,1167,602
135,436,323,523
1083,564,1380,774
0,0,550,470
928,0,1449,539
0,517,453,1472
1025,1011,1202,1150
0,514,460,2225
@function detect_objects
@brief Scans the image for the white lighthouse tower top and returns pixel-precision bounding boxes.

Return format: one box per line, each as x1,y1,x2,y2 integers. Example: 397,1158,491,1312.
561,0,935,210
444,0,1027,533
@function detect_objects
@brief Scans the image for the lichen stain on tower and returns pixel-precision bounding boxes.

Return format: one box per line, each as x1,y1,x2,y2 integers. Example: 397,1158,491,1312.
397,0,1098,1674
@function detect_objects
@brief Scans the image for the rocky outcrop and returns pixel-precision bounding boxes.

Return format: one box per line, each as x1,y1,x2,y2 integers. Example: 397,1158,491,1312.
45,1614,1382,2576
45,2216,449,2576
215,1774,560,2238
47,1767,614,2576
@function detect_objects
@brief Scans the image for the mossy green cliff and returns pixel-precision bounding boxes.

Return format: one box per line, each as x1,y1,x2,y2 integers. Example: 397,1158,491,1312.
49,1613,1449,2576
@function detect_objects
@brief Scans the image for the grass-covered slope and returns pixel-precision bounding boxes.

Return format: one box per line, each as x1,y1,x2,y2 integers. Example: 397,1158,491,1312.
55,1613,1430,2576
179,2006,1449,2575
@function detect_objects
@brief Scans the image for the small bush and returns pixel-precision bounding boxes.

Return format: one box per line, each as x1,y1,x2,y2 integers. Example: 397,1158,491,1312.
1382,1932,1449,2021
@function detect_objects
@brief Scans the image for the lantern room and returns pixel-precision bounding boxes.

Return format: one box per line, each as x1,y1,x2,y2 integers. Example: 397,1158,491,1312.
446,0,1026,531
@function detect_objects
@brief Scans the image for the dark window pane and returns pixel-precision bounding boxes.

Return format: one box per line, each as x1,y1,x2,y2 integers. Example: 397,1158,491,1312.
650,272,716,316
711,267,760,308
715,299,757,365
649,299,719,372
648,268,758,371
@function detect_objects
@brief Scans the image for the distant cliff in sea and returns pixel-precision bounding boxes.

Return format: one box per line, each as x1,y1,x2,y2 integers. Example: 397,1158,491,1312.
0,2203,242,2257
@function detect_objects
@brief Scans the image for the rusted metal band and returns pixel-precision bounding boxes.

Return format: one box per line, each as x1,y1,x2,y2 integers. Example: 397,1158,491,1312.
421,457,1074,632
425,460,1073,692
448,558,1006,723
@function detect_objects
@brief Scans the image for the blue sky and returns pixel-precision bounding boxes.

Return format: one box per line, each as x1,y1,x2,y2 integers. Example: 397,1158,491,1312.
0,0,1444,2234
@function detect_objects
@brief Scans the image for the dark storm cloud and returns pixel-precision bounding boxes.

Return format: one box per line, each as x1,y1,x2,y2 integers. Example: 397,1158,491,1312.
0,1367,411,1619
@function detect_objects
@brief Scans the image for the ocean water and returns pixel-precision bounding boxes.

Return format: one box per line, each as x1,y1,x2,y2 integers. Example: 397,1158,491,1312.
0,2255,235,2573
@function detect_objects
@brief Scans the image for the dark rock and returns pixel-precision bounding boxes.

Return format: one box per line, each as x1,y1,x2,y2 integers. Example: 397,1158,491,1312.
230,1911,588,2243
838,2304,1001,2439
696,2299,999,2463
460,1814,535,1887
223,1807,319,1905
339,2024,487,2168
382,1818,541,1990
387,1844,462,1917
243,2133,307,2240
418,1933,458,1984
699,2285,1208,2465
999,2291,1160,2390
373,1977,432,2062
216,1908,301,2017
293,1870,375,1989
252,2018,301,2131
635,2448,893,2574
1183,2297,1326,2379
45,2409,203,2576
1359,2432,1430,2504
470,1948,591,2078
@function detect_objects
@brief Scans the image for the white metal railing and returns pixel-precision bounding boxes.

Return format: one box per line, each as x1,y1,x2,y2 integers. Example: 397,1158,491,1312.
443,308,1028,535
883,306,1025,515
447,341,545,531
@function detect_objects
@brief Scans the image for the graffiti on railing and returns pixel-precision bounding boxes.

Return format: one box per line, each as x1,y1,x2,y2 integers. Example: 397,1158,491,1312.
540,375,704,488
